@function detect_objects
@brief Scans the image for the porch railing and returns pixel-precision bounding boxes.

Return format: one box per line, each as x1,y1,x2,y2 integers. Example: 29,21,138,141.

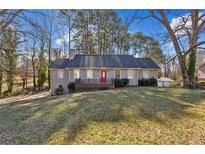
76,78,113,85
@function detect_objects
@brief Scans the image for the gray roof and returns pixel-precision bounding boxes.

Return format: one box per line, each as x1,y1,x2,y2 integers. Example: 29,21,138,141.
50,54,160,69
49,58,70,68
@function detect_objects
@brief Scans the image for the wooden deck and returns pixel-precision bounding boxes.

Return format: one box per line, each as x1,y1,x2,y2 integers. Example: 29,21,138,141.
75,79,114,92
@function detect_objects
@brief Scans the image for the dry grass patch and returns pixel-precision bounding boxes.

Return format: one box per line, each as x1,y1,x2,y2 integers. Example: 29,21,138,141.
0,87,205,144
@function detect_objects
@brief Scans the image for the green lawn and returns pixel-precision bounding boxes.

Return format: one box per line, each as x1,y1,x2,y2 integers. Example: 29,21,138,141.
1,87,205,144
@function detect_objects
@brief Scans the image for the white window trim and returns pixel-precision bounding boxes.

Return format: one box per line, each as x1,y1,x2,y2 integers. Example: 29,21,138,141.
74,69,80,79
57,70,64,79
87,69,93,79
128,69,134,79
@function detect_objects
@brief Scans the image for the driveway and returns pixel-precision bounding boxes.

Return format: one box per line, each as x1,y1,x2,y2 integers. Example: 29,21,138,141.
0,91,50,105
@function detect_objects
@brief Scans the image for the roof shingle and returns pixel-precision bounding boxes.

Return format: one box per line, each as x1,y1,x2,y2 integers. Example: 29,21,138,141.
50,54,160,69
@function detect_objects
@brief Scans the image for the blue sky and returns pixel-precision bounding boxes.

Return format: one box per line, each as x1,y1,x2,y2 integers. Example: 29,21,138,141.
19,9,205,56
117,9,204,38
116,9,205,55
21,9,205,37
116,10,187,34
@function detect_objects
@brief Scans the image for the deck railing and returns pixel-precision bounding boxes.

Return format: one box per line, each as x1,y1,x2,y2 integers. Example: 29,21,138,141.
76,78,113,85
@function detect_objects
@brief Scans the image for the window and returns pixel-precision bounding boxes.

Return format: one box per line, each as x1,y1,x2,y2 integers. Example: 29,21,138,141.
87,69,93,79
115,70,120,79
128,70,134,79
74,69,80,79
143,70,149,79
57,70,64,79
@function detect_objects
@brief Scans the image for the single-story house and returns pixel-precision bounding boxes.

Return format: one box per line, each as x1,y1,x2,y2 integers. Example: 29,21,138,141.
197,62,205,80
49,54,160,94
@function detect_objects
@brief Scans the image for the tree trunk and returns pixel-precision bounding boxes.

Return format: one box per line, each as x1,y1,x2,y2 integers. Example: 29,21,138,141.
186,10,199,88
25,57,29,89
187,50,197,88
0,70,2,95
157,10,190,88
6,51,16,94
7,71,14,93
68,16,71,55
32,54,36,91
48,38,51,90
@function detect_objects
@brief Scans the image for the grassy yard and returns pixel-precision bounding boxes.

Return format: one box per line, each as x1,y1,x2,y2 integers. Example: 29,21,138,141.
1,87,205,144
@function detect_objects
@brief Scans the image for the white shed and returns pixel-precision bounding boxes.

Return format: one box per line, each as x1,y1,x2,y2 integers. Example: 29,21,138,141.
157,77,174,87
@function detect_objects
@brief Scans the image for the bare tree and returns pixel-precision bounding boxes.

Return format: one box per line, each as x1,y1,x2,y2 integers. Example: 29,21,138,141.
38,10,59,89
0,56,3,95
148,10,205,88
0,9,23,33
59,10,77,56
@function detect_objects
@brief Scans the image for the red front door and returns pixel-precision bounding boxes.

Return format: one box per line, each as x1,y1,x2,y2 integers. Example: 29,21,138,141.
100,70,107,83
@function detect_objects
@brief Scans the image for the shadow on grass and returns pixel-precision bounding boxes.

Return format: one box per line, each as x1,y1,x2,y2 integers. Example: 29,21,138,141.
0,87,205,144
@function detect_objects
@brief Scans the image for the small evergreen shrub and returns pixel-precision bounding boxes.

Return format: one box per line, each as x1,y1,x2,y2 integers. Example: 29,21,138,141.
113,78,129,88
149,77,157,86
138,78,157,86
68,82,76,93
121,78,129,86
113,79,122,88
55,85,64,95
100,86,109,90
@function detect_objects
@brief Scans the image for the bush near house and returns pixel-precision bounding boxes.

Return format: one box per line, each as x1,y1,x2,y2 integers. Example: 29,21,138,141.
171,80,181,88
138,77,157,86
99,86,109,90
121,78,129,85
113,78,129,88
67,82,76,93
54,85,64,95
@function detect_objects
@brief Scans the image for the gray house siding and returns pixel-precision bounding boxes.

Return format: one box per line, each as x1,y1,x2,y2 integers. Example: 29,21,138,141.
107,69,115,79
128,70,138,86
120,69,127,78
135,69,138,85
149,69,158,78
69,69,74,82
50,68,158,94
198,64,205,79
93,69,100,79
138,69,143,79
50,55,160,93
80,69,86,79
50,69,69,94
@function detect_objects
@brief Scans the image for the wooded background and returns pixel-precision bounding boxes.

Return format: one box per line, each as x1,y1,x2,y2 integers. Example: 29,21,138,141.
0,9,205,96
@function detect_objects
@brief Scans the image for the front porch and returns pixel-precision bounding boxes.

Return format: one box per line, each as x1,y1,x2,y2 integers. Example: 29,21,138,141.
75,79,114,91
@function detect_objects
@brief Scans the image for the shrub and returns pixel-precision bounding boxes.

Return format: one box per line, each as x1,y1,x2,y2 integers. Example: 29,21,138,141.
171,81,181,88
138,78,157,86
114,79,122,88
113,78,129,88
68,82,76,93
99,86,109,90
2,90,10,96
138,78,147,86
149,77,157,86
55,85,64,95
121,78,129,86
